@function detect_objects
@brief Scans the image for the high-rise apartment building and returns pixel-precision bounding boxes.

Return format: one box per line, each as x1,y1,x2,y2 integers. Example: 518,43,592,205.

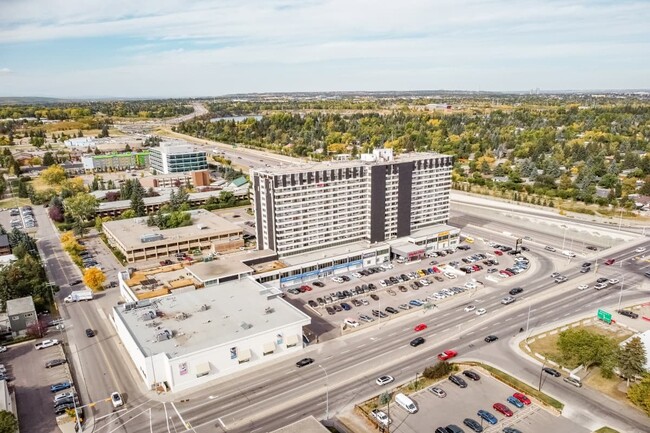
149,142,208,174
252,150,453,258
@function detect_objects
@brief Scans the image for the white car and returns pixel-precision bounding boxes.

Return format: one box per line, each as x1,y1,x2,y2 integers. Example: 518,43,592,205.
464,282,477,289
635,247,646,253
35,339,60,350
443,272,457,279
475,308,487,316
344,318,360,328
351,272,362,278
577,284,589,291
0,346,6,353
53,391,75,403
111,391,124,408
419,279,430,286
375,375,395,386
464,305,476,312
608,279,620,285
379,280,388,287
371,409,392,426
0,364,5,374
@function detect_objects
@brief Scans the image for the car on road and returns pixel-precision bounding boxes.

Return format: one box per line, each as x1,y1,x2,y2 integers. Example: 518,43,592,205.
410,337,425,347
50,381,72,393
563,376,583,388
0,346,6,353
477,409,498,424
463,370,480,381
545,246,556,252
609,278,620,285
438,350,458,361
543,367,561,377
35,339,60,350
604,258,616,265
484,335,498,343
617,310,639,319
71,279,82,286
371,409,391,426
501,296,515,305
577,284,589,291
449,374,467,388
111,391,124,408
376,375,394,386
492,402,513,417
414,323,427,332
464,305,476,312
594,283,608,290
635,247,646,253
463,418,483,432
475,308,487,316
513,392,531,405
295,357,314,368
428,386,446,398
45,359,67,368
508,287,523,296
580,267,590,273
506,395,524,408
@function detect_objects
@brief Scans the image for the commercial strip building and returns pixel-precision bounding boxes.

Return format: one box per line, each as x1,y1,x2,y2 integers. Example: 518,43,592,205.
112,277,311,392
103,209,244,263
81,151,150,171
150,142,208,174
139,170,211,189
251,149,453,258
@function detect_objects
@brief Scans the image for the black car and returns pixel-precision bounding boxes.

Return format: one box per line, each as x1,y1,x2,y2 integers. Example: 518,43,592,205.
46,359,67,368
326,307,335,315
449,374,467,388
463,418,483,432
370,294,379,301
463,370,480,381
308,300,318,308
287,288,301,295
410,337,425,347
385,306,399,314
582,262,592,268
71,279,83,286
503,428,523,433
586,246,598,251
543,367,561,377
509,287,523,296
580,267,590,273
313,281,325,287
484,335,498,343
295,357,314,368
596,277,609,284
54,402,76,415
85,328,95,337
617,310,639,319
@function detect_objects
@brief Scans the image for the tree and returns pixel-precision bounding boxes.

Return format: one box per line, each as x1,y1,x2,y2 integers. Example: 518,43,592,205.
0,409,18,433
42,152,56,166
618,337,647,385
422,361,453,380
63,193,98,237
83,268,106,291
557,329,618,377
628,373,650,415
131,188,146,217
41,164,66,186
48,197,65,222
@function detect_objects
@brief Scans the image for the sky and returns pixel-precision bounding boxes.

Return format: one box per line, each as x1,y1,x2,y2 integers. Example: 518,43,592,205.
0,0,649,98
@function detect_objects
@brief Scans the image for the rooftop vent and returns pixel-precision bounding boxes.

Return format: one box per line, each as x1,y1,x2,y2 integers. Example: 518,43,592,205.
141,233,164,243
199,304,210,312
264,307,275,314
240,322,253,330
142,310,156,321
175,312,189,321
155,329,172,342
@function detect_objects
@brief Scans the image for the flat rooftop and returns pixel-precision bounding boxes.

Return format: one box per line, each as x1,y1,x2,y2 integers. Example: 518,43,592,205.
187,260,253,282
281,240,388,267
114,277,311,358
252,151,449,176
156,142,206,155
103,209,242,250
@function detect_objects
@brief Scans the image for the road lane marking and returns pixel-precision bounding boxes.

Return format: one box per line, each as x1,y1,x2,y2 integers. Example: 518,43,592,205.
170,402,188,429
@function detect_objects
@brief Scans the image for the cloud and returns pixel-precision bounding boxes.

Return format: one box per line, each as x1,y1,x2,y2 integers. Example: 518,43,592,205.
0,68,11,74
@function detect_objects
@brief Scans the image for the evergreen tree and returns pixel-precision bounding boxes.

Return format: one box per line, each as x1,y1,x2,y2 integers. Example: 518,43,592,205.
131,187,146,217
42,152,56,166
91,176,99,191
618,337,647,386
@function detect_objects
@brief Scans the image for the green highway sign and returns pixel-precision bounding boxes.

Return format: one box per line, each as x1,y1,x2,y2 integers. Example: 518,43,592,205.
597,309,612,324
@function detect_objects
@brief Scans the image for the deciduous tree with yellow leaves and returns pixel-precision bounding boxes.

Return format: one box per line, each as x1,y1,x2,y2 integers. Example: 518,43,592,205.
83,268,106,291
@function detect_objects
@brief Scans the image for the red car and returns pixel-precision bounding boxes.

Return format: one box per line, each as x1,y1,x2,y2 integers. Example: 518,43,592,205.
493,402,513,417
513,392,531,405
414,323,428,332
604,259,615,265
300,285,312,292
493,250,503,256
437,350,458,361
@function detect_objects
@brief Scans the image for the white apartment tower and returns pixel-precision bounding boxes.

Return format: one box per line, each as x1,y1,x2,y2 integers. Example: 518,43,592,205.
252,150,453,258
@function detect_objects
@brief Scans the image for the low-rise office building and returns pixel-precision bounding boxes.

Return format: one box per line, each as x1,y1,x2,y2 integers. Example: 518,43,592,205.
103,209,244,263
139,170,211,189
82,151,150,171
150,142,208,174
112,277,311,392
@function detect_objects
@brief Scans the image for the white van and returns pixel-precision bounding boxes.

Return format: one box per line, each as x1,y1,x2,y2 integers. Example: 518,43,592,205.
395,393,418,413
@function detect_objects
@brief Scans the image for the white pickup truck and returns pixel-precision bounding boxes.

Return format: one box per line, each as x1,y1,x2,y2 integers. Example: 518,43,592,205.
34,339,60,350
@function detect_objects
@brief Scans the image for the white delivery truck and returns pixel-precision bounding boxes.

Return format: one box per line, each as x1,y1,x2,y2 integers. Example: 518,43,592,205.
395,393,418,413
64,290,94,303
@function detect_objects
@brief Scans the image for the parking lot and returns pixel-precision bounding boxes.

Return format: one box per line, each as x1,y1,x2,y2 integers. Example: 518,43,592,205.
283,244,531,334
4,337,77,433
378,368,589,433
0,205,38,233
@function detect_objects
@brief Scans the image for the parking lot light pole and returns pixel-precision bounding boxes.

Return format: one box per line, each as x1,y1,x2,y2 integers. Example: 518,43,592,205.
318,365,329,420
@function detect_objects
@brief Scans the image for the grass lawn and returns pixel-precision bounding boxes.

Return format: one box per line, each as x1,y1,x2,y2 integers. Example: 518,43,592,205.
0,197,31,209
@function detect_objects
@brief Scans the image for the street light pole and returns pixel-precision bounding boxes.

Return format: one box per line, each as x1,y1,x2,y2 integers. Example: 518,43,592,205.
145,347,157,391
318,365,329,420
561,226,567,250
617,275,625,311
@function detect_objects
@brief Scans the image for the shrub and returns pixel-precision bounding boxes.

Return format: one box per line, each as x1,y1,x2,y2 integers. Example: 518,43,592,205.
423,361,453,380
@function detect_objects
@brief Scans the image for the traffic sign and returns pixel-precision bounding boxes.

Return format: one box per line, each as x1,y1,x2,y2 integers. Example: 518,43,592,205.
597,309,612,324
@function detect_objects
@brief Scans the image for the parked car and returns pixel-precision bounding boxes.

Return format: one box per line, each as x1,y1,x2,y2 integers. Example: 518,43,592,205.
617,310,639,319
370,409,391,426
503,428,523,433
45,359,67,368
50,381,73,392
428,386,446,398
492,402,513,417
449,374,467,388
463,370,480,381
506,395,524,408
463,418,483,432
477,409,498,424
512,392,531,405
35,339,60,350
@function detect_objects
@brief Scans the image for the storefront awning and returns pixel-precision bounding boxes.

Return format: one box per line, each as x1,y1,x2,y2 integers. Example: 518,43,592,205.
286,334,299,347
262,342,275,354
195,362,210,377
237,348,251,362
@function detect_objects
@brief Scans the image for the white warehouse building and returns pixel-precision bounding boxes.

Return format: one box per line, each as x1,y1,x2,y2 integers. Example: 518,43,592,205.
113,277,311,392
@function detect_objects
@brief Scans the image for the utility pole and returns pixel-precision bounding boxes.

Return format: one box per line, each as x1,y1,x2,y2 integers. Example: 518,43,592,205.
616,275,625,311
538,362,546,391
318,365,329,420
